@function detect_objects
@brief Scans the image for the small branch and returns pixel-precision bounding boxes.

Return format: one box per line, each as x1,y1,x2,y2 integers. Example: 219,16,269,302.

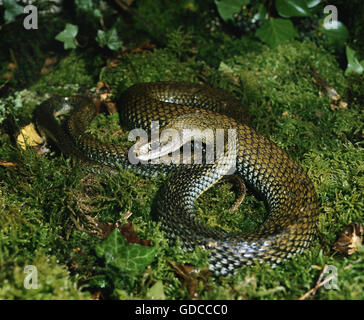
298,264,333,300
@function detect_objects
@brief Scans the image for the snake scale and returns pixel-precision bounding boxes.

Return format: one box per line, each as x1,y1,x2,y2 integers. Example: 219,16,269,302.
35,82,319,276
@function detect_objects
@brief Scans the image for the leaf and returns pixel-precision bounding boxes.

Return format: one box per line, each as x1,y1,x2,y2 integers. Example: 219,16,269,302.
345,46,364,76
252,3,268,21
55,24,78,49
255,18,299,48
214,0,249,22
3,0,24,22
0,160,18,168
96,28,123,51
275,0,311,18
306,0,321,8
166,259,211,300
88,274,109,289
95,229,157,275
118,222,152,246
17,123,44,150
146,280,166,300
75,0,93,11
319,18,349,49
333,223,363,255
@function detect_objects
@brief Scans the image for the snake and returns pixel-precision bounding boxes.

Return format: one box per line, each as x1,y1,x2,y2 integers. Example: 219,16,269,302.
34,82,319,276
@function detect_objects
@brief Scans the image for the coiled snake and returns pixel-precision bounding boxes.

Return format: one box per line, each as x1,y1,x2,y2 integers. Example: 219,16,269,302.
35,82,319,276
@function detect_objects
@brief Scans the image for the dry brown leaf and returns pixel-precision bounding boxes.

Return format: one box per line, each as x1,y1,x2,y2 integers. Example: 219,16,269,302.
2,72,13,81
310,67,348,111
333,223,363,255
41,56,58,75
95,81,117,114
91,291,102,300
7,62,17,71
17,123,44,150
0,159,18,168
166,259,211,299
118,222,152,246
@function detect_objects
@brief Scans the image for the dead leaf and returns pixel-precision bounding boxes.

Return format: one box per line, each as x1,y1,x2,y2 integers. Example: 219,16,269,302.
91,291,102,300
118,221,152,246
166,259,211,299
41,56,58,75
282,111,290,118
17,123,44,150
7,62,17,71
2,72,13,81
95,81,117,114
310,67,348,111
333,223,363,255
0,159,18,168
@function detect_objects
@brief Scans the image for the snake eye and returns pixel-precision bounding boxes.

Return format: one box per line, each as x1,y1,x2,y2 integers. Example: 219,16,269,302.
150,141,159,150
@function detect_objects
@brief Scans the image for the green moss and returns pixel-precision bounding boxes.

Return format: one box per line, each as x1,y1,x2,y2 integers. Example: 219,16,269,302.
100,47,204,97
31,49,104,96
0,253,90,299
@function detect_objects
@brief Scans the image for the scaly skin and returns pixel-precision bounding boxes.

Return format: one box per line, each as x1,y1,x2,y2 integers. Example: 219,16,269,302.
35,82,319,276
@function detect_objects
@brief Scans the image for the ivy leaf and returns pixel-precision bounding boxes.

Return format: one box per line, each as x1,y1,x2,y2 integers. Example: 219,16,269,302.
214,0,249,22
275,0,311,18
306,0,321,8
3,0,24,22
345,46,364,76
95,229,157,275
55,24,78,49
96,28,123,51
319,18,349,49
75,0,93,11
256,18,299,48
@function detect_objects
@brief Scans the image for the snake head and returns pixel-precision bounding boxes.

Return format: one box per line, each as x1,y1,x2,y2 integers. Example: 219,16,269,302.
135,128,182,161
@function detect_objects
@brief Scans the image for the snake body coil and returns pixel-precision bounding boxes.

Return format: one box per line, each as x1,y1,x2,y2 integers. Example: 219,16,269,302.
35,82,319,276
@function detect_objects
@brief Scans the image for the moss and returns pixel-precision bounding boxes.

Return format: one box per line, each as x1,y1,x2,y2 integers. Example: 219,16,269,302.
31,49,104,96
217,41,360,157
100,47,204,97
0,252,90,299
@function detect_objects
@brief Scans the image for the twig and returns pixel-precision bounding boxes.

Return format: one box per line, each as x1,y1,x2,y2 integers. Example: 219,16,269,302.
298,264,333,300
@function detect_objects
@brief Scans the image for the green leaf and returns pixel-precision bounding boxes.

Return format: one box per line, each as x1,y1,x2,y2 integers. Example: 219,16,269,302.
88,275,109,289
256,18,299,48
75,0,93,11
252,3,268,21
306,0,320,8
93,9,102,19
96,229,157,275
214,0,250,22
275,0,311,18
345,46,364,76
319,19,349,49
146,280,166,300
55,24,78,49
96,28,123,51
3,0,24,22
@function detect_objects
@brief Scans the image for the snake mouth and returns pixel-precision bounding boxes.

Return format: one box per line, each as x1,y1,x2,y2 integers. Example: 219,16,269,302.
135,128,183,161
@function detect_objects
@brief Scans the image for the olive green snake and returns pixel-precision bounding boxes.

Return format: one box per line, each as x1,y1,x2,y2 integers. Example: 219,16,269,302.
34,82,319,276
